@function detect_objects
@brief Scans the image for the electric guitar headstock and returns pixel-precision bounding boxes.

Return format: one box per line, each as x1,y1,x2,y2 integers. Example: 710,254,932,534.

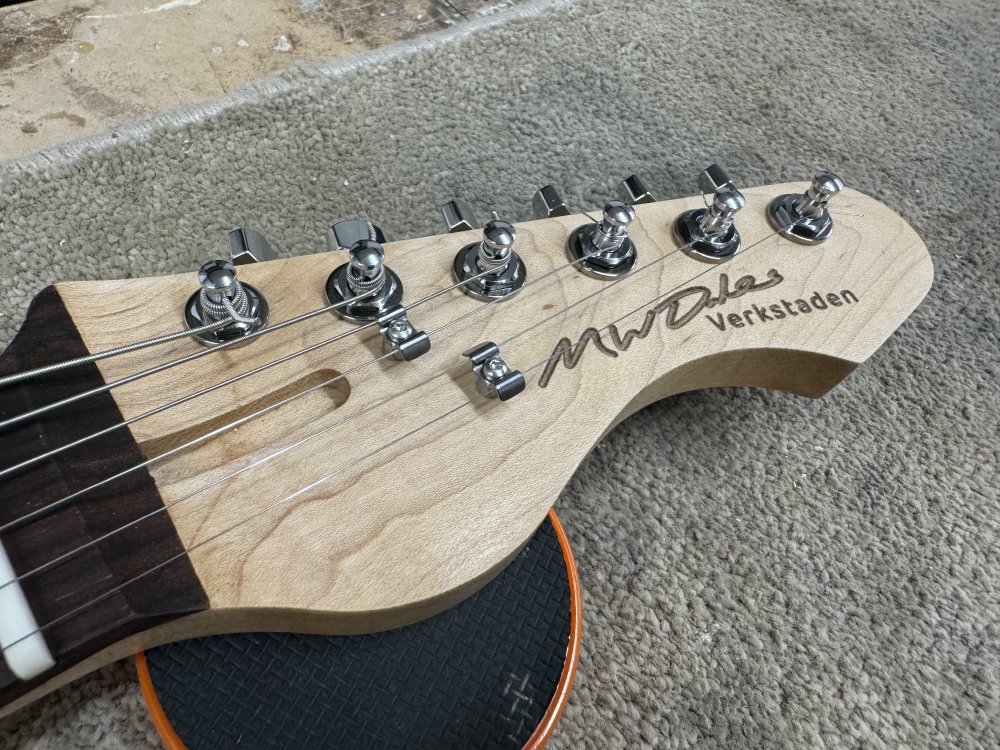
0,166,932,717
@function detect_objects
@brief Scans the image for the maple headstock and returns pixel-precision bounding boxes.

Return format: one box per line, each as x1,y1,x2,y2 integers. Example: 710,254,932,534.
0,174,932,716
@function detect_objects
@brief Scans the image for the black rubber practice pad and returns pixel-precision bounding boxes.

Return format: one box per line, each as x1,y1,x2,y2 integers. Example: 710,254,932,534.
144,516,573,749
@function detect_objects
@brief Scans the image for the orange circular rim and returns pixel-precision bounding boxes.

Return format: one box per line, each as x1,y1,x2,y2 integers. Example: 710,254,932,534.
136,507,582,750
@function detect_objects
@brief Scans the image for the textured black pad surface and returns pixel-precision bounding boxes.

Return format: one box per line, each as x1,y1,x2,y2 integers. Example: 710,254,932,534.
146,516,571,749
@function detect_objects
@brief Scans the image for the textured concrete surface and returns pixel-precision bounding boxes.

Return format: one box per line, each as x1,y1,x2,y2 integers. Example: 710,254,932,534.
0,0,999,747
0,0,517,160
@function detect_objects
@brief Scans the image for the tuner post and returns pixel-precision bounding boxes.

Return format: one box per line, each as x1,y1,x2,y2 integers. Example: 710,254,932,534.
184,258,269,347
325,239,405,322
673,164,745,263
567,200,639,279
767,171,844,244
452,213,528,301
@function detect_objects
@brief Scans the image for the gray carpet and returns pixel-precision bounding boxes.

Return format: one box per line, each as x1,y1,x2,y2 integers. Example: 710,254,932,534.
1,0,999,747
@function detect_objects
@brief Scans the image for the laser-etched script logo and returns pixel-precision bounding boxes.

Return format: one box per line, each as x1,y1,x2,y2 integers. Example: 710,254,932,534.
538,269,860,388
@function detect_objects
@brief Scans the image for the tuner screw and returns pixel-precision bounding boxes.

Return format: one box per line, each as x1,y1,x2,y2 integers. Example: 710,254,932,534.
452,212,528,301
325,239,404,322
184,258,269,346
566,199,639,279
767,171,844,244
673,165,745,263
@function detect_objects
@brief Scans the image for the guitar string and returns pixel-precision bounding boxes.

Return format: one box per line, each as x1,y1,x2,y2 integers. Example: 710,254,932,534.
0,260,508,479
0,210,635,532
0,207,703,584
0,256,519,432
0,317,238,389
0,217,808,637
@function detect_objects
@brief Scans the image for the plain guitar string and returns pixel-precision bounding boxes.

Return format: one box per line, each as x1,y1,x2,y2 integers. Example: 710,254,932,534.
0,206,682,568
0,256,522,433
0,209,710,586
1,210,646,531
0,259,518,480
0,215,815,652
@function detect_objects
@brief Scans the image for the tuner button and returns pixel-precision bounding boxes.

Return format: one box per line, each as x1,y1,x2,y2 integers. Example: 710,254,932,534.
697,163,735,196
327,219,387,252
531,184,571,219
619,174,657,205
228,227,277,265
441,198,480,233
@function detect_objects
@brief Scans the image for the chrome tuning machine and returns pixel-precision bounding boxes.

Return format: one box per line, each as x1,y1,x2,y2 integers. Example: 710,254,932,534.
443,200,528,301
184,227,271,346
567,200,638,279
325,238,404,322
767,171,844,244
673,164,745,263
465,342,525,401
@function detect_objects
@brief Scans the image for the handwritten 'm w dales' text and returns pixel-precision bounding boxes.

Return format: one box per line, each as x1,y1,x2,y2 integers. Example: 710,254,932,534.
538,269,860,388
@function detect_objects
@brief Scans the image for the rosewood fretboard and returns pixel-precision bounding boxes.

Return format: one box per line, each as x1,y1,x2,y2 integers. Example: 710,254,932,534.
0,287,207,709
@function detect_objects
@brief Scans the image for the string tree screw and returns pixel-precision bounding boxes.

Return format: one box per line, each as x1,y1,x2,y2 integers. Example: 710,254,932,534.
673,163,745,263
767,171,844,244
465,342,525,401
184,256,269,347
378,304,430,361
325,238,404,322
567,199,638,279
450,203,528,301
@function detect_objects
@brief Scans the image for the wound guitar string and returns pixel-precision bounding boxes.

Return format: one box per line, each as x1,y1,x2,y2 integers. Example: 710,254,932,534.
0,216,630,536
0,210,819,656
0,262,524,482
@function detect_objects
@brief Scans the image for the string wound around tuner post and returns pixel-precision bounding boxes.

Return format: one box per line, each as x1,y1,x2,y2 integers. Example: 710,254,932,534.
673,163,746,264
766,171,844,244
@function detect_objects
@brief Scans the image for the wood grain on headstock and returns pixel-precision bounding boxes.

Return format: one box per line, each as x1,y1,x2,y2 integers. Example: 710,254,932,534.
0,183,932,715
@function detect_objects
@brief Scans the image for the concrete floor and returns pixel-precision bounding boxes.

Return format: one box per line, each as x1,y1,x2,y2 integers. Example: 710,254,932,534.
0,0,516,161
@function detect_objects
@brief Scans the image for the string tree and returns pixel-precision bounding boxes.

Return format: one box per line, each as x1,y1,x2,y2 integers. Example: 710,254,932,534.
465,342,525,401
673,163,745,263
567,199,638,279
767,171,844,244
